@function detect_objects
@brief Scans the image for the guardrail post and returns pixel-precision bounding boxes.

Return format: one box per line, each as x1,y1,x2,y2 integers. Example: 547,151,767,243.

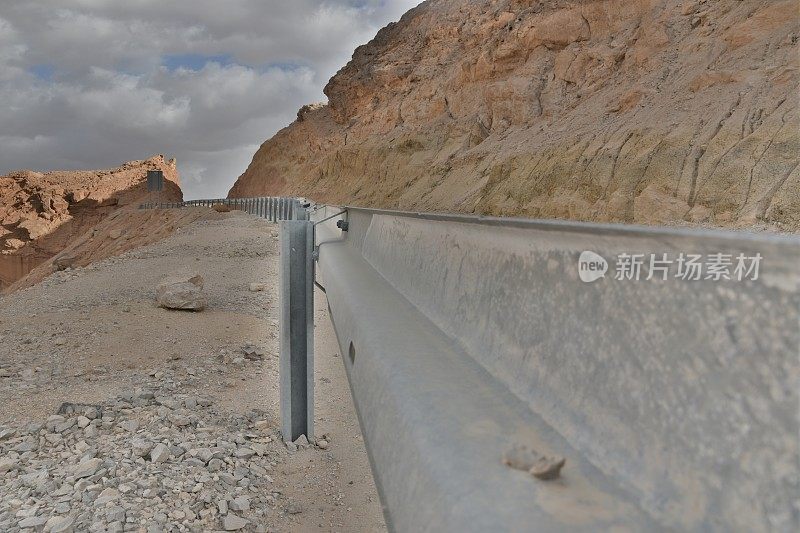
295,200,308,221
279,219,314,442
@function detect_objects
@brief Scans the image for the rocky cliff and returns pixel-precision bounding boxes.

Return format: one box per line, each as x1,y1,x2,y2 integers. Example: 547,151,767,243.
230,0,799,231
0,156,181,289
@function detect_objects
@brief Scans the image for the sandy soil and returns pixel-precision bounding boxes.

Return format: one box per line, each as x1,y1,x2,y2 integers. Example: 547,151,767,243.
0,210,385,532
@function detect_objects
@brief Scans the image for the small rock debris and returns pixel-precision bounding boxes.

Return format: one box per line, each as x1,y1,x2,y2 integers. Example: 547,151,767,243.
503,444,566,481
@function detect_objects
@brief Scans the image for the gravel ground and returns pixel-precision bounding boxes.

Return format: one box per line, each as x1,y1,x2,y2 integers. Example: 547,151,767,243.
0,211,386,532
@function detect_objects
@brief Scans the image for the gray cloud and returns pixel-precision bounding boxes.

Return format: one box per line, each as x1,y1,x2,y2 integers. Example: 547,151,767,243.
0,0,420,198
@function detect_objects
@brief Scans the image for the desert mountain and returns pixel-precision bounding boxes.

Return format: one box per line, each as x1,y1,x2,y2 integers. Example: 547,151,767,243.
230,0,799,231
0,156,181,289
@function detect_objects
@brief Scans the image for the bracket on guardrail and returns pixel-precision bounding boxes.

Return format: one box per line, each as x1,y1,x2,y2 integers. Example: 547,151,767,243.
279,219,315,443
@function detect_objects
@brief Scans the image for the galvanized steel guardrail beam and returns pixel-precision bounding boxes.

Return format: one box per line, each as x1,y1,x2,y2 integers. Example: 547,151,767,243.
310,205,800,533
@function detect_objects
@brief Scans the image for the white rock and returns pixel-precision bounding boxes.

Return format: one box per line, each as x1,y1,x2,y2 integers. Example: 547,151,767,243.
249,283,266,292
233,447,255,459
47,516,75,533
189,448,214,463
150,443,170,463
106,506,126,522
73,457,102,479
95,487,120,506
229,496,250,512
0,457,18,473
222,514,248,531
18,515,48,528
55,418,76,433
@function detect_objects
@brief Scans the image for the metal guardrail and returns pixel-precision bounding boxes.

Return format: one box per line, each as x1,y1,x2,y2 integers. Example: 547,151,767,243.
139,196,306,222
310,205,800,532
138,196,800,531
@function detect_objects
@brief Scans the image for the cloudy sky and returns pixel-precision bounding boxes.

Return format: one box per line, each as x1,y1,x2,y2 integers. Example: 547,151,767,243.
0,1,419,198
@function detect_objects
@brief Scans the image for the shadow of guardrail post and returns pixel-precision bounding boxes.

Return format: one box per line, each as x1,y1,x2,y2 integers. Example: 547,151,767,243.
279,216,315,443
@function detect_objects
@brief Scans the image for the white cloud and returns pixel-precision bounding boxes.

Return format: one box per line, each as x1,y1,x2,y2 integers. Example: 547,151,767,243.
0,0,421,197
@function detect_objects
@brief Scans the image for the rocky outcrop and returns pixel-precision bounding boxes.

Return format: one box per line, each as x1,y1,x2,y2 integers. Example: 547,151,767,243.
0,156,181,289
230,0,799,231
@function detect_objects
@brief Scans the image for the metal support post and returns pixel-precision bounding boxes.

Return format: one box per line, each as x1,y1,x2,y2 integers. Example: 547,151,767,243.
295,201,308,221
279,220,314,442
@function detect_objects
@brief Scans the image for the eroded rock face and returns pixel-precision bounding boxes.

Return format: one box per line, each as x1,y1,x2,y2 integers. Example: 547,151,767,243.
230,0,799,231
0,156,181,289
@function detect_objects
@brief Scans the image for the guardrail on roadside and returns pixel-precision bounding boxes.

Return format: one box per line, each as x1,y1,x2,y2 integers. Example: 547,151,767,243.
310,205,800,532
138,196,800,531
139,196,306,222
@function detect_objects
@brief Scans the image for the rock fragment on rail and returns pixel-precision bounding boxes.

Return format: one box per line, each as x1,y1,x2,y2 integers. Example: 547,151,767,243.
503,444,566,480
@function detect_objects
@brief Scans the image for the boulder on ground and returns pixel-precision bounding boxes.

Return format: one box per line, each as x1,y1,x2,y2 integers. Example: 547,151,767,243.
156,274,207,311
212,203,230,213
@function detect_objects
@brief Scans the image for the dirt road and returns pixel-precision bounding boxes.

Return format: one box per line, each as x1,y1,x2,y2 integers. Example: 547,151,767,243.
0,210,386,532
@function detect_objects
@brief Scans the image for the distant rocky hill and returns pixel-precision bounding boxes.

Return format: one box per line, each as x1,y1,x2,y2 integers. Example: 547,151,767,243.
230,0,799,231
0,156,181,289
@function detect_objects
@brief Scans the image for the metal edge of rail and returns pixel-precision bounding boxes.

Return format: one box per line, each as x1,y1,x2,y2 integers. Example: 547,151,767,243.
339,204,800,245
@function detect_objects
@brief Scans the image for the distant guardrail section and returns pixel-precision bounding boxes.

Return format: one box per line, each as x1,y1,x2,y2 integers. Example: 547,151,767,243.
139,196,306,222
